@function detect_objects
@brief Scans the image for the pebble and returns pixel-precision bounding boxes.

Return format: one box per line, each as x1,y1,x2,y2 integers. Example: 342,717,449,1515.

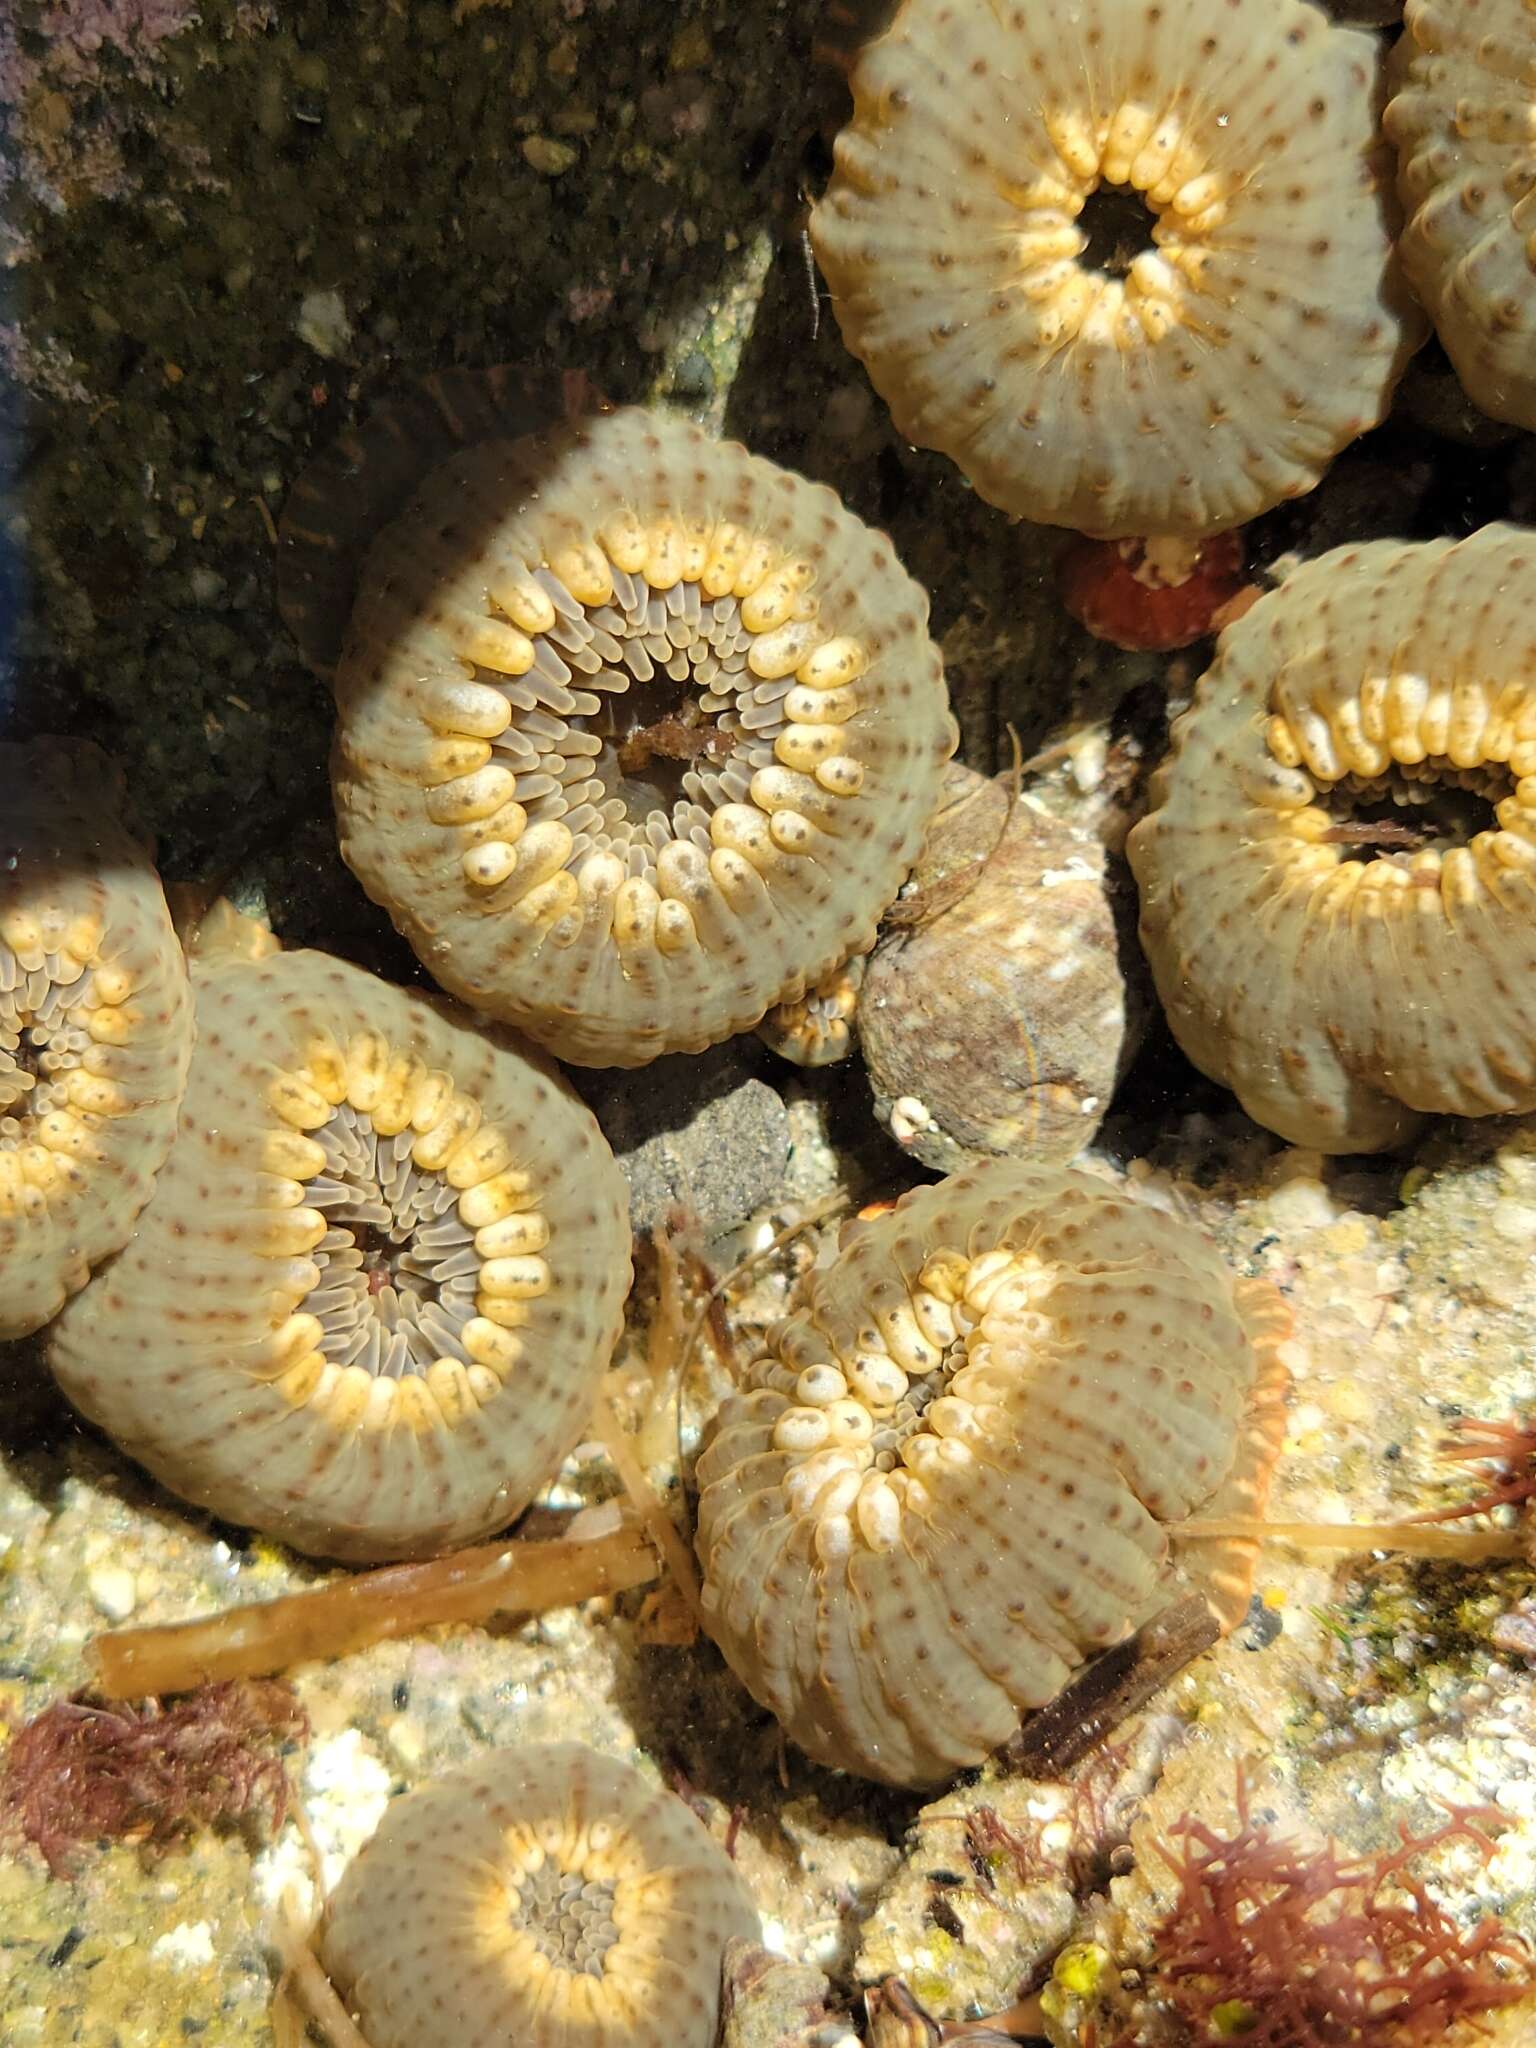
1492,1198,1536,1246
580,1038,789,1241
1323,1377,1370,1424
384,1715,426,1769
151,1921,216,1970
87,1565,137,1621
523,135,578,174
1263,1175,1337,1231
295,288,352,360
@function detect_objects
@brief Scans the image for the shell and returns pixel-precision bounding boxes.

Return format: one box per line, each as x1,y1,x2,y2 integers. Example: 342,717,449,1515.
49,939,631,1562
318,1743,758,2048
310,397,955,1066
857,764,1146,1171
0,739,193,1340
1387,0,1536,430
1128,525,1536,1152
694,1159,1290,1788
810,0,1421,537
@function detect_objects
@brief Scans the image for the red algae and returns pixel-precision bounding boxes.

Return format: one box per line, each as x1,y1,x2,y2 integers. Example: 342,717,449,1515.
1058,533,1252,653
1412,1415,1536,1531
1,1680,306,1877
1130,1772,1534,2046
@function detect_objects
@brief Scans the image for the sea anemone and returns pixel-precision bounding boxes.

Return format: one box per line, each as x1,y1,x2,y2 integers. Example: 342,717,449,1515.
288,390,955,1066
755,955,866,1068
1057,532,1253,652
694,1158,1289,1788
1128,524,1536,1152
48,915,631,1562
1387,0,1536,430
810,0,1421,537
0,738,193,1340
313,1743,757,2048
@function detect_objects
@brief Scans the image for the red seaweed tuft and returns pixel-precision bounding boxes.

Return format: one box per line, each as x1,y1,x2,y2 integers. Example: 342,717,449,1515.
1137,1770,1535,2045
0,1679,307,1878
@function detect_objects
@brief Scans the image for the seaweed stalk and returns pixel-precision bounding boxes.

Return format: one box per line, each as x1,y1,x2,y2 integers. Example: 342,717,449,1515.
90,1520,658,1698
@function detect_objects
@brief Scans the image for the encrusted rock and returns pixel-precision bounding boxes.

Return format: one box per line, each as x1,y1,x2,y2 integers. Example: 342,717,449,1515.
858,763,1147,1172
719,1937,844,2048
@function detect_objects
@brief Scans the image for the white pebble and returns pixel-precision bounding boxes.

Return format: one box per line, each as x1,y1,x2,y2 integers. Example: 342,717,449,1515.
1492,1199,1536,1245
87,1566,137,1621
151,1921,216,1970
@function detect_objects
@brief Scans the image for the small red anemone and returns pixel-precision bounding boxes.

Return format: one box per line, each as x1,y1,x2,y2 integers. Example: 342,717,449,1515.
1058,531,1253,651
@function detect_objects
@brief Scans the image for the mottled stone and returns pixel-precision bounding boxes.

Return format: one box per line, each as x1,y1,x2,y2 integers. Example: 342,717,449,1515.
579,1038,790,1241
720,1938,842,2048
858,763,1147,1172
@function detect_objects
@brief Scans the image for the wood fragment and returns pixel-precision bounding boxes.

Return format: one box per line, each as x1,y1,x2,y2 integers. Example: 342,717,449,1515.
1004,1595,1220,1779
89,1521,658,1698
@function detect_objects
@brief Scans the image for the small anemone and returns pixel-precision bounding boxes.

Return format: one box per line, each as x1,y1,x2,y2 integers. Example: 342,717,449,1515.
0,738,193,1339
309,1744,758,2048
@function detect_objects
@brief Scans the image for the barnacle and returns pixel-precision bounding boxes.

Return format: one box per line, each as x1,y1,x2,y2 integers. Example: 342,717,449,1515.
1387,0,1536,430
315,400,954,1066
49,927,631,1562
1128,525,1536,1153
694,1159,1289,1788
315,1743,758,2048
0,738,192,1339
810,0,1421,537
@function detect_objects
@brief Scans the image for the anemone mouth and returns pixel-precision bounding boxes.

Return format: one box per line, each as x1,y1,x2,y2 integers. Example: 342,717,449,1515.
761,1243,1058,1556
1312,761,1510,862
304,1102,486,1383
511,1859,621,1979
259,1032,558,1435
998,125,1214,359
425,526,872,925
0,968,97,1130
463,557,792,877
1075,179,1161,282
1262,670,1536,893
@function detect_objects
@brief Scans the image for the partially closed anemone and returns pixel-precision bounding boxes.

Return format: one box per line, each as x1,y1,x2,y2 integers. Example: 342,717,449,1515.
0,740,192,1339
1129,526,1536,1151
49,925,631,1561
317,1743,757,2048
1387,0,1536,431
293,396,953,1066
811,0,1420,537
695,1159,1289,1788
